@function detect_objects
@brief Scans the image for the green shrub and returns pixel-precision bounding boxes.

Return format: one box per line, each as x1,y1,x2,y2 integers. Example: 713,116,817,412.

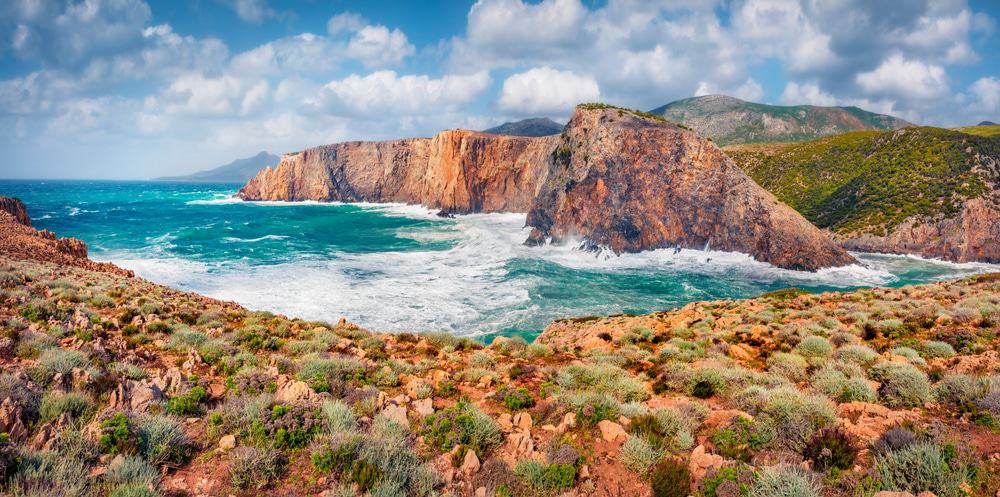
100,412,136,454
811,367,876,403
320,400,356,434
297,356,366,393
874,442,969,497
230,446,284,490
104,455,160,490
513,459,576,494
650,459,692,497
555,362,649,402
869,362,931,407
802,428,856,471
712,416,765,461
498,386,535,410
166,329,208,350
39,348,88,377
619,436,663,473
137,414,192,465
795,336,832,358
89,294,115,308
920,340,957,358
564,391,620,426
108,485,163,497
166,386,207,416
766,353,808,382
737,386,836,452
749,465,820,497
39,392,93,423
834,344,879,365
934,374,984,408
422,401,502,457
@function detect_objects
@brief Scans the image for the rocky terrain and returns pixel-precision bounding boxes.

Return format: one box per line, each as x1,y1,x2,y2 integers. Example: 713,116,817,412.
1,197,1000,497
483,118,564,137
649,95,910,146
727,127,1000,263
240,105,854,270
239,131,558,214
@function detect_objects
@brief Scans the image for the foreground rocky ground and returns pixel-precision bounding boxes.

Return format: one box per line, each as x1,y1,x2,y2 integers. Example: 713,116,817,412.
1,198,1000,497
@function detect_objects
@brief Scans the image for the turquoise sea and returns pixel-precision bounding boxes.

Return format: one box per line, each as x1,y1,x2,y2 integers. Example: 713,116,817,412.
2,180,997,340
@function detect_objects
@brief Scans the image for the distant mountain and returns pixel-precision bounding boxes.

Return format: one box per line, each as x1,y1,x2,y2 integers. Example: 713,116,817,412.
482,117,563,137
648,94,910,146
980,121,997,125
154,151,279,183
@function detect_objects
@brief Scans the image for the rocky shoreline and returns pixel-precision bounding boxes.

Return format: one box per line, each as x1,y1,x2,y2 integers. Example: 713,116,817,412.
1,197,1000,497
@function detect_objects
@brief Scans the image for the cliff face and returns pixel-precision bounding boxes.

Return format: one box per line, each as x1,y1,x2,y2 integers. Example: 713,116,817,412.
525,106,856,271
239,131,558,213
0,197,132,277
239,106,855,270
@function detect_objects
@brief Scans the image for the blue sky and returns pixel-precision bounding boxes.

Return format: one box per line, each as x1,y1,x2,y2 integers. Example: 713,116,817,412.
1,0,999,179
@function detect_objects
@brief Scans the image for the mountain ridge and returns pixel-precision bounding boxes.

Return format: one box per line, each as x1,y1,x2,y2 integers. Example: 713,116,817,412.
482,117,564,137
649,94,911,146
154,151,279,183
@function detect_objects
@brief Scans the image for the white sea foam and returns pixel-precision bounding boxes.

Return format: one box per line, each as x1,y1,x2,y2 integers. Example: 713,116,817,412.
99,206,1000,337
222,235,290,243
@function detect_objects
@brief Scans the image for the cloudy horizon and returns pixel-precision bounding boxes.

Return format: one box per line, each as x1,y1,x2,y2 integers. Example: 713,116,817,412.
1,0,998,179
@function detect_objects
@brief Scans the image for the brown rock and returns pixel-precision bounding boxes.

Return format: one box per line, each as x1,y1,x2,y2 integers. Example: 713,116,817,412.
274,380,317,404
513,412,532,431
837,402,919,443
597,420,627,443
689,444,724,482
382,404,410,429
461,448,481,475
412,398,434,417
218,434,237,451
0,197,31,226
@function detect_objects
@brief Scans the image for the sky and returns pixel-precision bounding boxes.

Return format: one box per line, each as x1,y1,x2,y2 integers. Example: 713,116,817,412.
1,0,999,179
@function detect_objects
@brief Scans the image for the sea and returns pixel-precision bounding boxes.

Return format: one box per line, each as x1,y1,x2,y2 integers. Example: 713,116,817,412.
2,180,996,341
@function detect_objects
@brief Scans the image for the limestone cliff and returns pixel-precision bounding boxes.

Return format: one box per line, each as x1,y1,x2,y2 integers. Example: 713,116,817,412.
525,106,856,271
239,107,855,270
238,131,558,214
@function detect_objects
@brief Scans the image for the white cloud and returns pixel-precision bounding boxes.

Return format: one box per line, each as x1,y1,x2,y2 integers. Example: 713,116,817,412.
497,67,600,115
969,77,1000,113
458,0,588,64
346,26,415,68
229,33,337,76
856,54,948,100
327,12,367,36
695,78,764,102
779,82,837,106
310,71,491,117
161,74,270,116
221,0,274,23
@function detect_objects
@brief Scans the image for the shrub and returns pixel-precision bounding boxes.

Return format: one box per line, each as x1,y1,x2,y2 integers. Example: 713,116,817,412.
422,401,502,457
39,392,93,423
90,294,115,308
811,367,876,403
875,442,969,497
920,340,956,358
513,459,576,494
650,459,692,497
795,335,832,359
0,373,40,421
749,466,820,496
39,348,88,377
766,353,808,382
872,427,918,456
619,436,664,473
137,414,192,465
166,329,208,351
834,344,879,365
166,386,207,416
320,399,356,434
104,455,160,490
297,356,366,394
497,386,535,411
230,446,284,490
258,403,324,449
100,412,137,454
869,362,931,407
6,450,92,497
802,428,856,471
108,485,163,497
711,416,765,461
555,362,649,402
934,374,984,408
563,391,619,426
736,387,835,452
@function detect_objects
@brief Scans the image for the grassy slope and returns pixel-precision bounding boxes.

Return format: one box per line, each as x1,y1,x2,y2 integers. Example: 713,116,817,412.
726,127,998,236
956,125,1000,137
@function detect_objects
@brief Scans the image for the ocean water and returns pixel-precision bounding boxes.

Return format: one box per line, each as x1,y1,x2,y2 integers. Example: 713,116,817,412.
2,180,997,340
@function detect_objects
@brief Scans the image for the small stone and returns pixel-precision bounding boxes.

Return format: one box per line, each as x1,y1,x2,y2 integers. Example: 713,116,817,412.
383,404,410,429
513,412,532,431
579,465,590,479
218,434,236,451
461,449,481,475
475,487,487,497
497,413,514,432
596,420,627,442
412,398,434,417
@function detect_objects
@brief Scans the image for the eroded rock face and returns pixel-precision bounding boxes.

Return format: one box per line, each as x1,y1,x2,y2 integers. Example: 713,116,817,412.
238,131,559,214
237,107,854,270
0,197,31,226
838,197,1000,263
526,108,857,271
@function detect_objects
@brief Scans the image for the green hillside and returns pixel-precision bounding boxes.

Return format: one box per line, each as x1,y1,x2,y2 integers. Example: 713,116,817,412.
956,124,1000,137
650,95,910,146
726,127,999,236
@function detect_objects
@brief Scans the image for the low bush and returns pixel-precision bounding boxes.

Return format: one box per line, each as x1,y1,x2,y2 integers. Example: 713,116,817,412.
230,446,284,490
555,362,649,402
166,386,207,416
749,465,820,497
869,362,930,408
711,416,765,461
422,401,502,457
736,386,836,452
39,348,88,377
802,428,856,471
497,386,535,411
39,392,93,423
920,340,957,358
619,435,663,473
874,442,969,497
137,414,192,465
104,455,160,490
650,459,692,497
513,459,576,495
834,344,879,365
934,374,984,408
795,335,832,359
100,412,137,454
766,353,808,382
872,427,918,456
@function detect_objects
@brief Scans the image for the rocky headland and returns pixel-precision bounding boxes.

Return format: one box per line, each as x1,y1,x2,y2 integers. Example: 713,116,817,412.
239,105,855,271
1,198,999,497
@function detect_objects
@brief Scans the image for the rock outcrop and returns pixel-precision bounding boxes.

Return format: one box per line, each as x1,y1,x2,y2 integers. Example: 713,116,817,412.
238,106,856,270
0,196,133,276
526,106,857,270
238,130,559,214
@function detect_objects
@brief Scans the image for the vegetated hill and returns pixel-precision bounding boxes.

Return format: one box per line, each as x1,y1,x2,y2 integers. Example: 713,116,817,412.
154,151,279,183
482,117,564,137
649,94,910,146
3,197,1000,497
957,124,1000,137
980,120,997,125
240,103,855,270
726,127,1000,262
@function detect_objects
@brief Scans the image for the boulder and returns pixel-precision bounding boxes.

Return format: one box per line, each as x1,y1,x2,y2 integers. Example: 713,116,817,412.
597,420,627,443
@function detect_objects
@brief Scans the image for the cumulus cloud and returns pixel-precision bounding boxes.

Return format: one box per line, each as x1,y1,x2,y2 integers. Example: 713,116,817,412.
497,67,599,115
219,0,275,23
779,82,838,106
695,78,764,102
856,54,948,100
346,26,415,68
161,74,270,117
969,77,1000,114
309,71,491,117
